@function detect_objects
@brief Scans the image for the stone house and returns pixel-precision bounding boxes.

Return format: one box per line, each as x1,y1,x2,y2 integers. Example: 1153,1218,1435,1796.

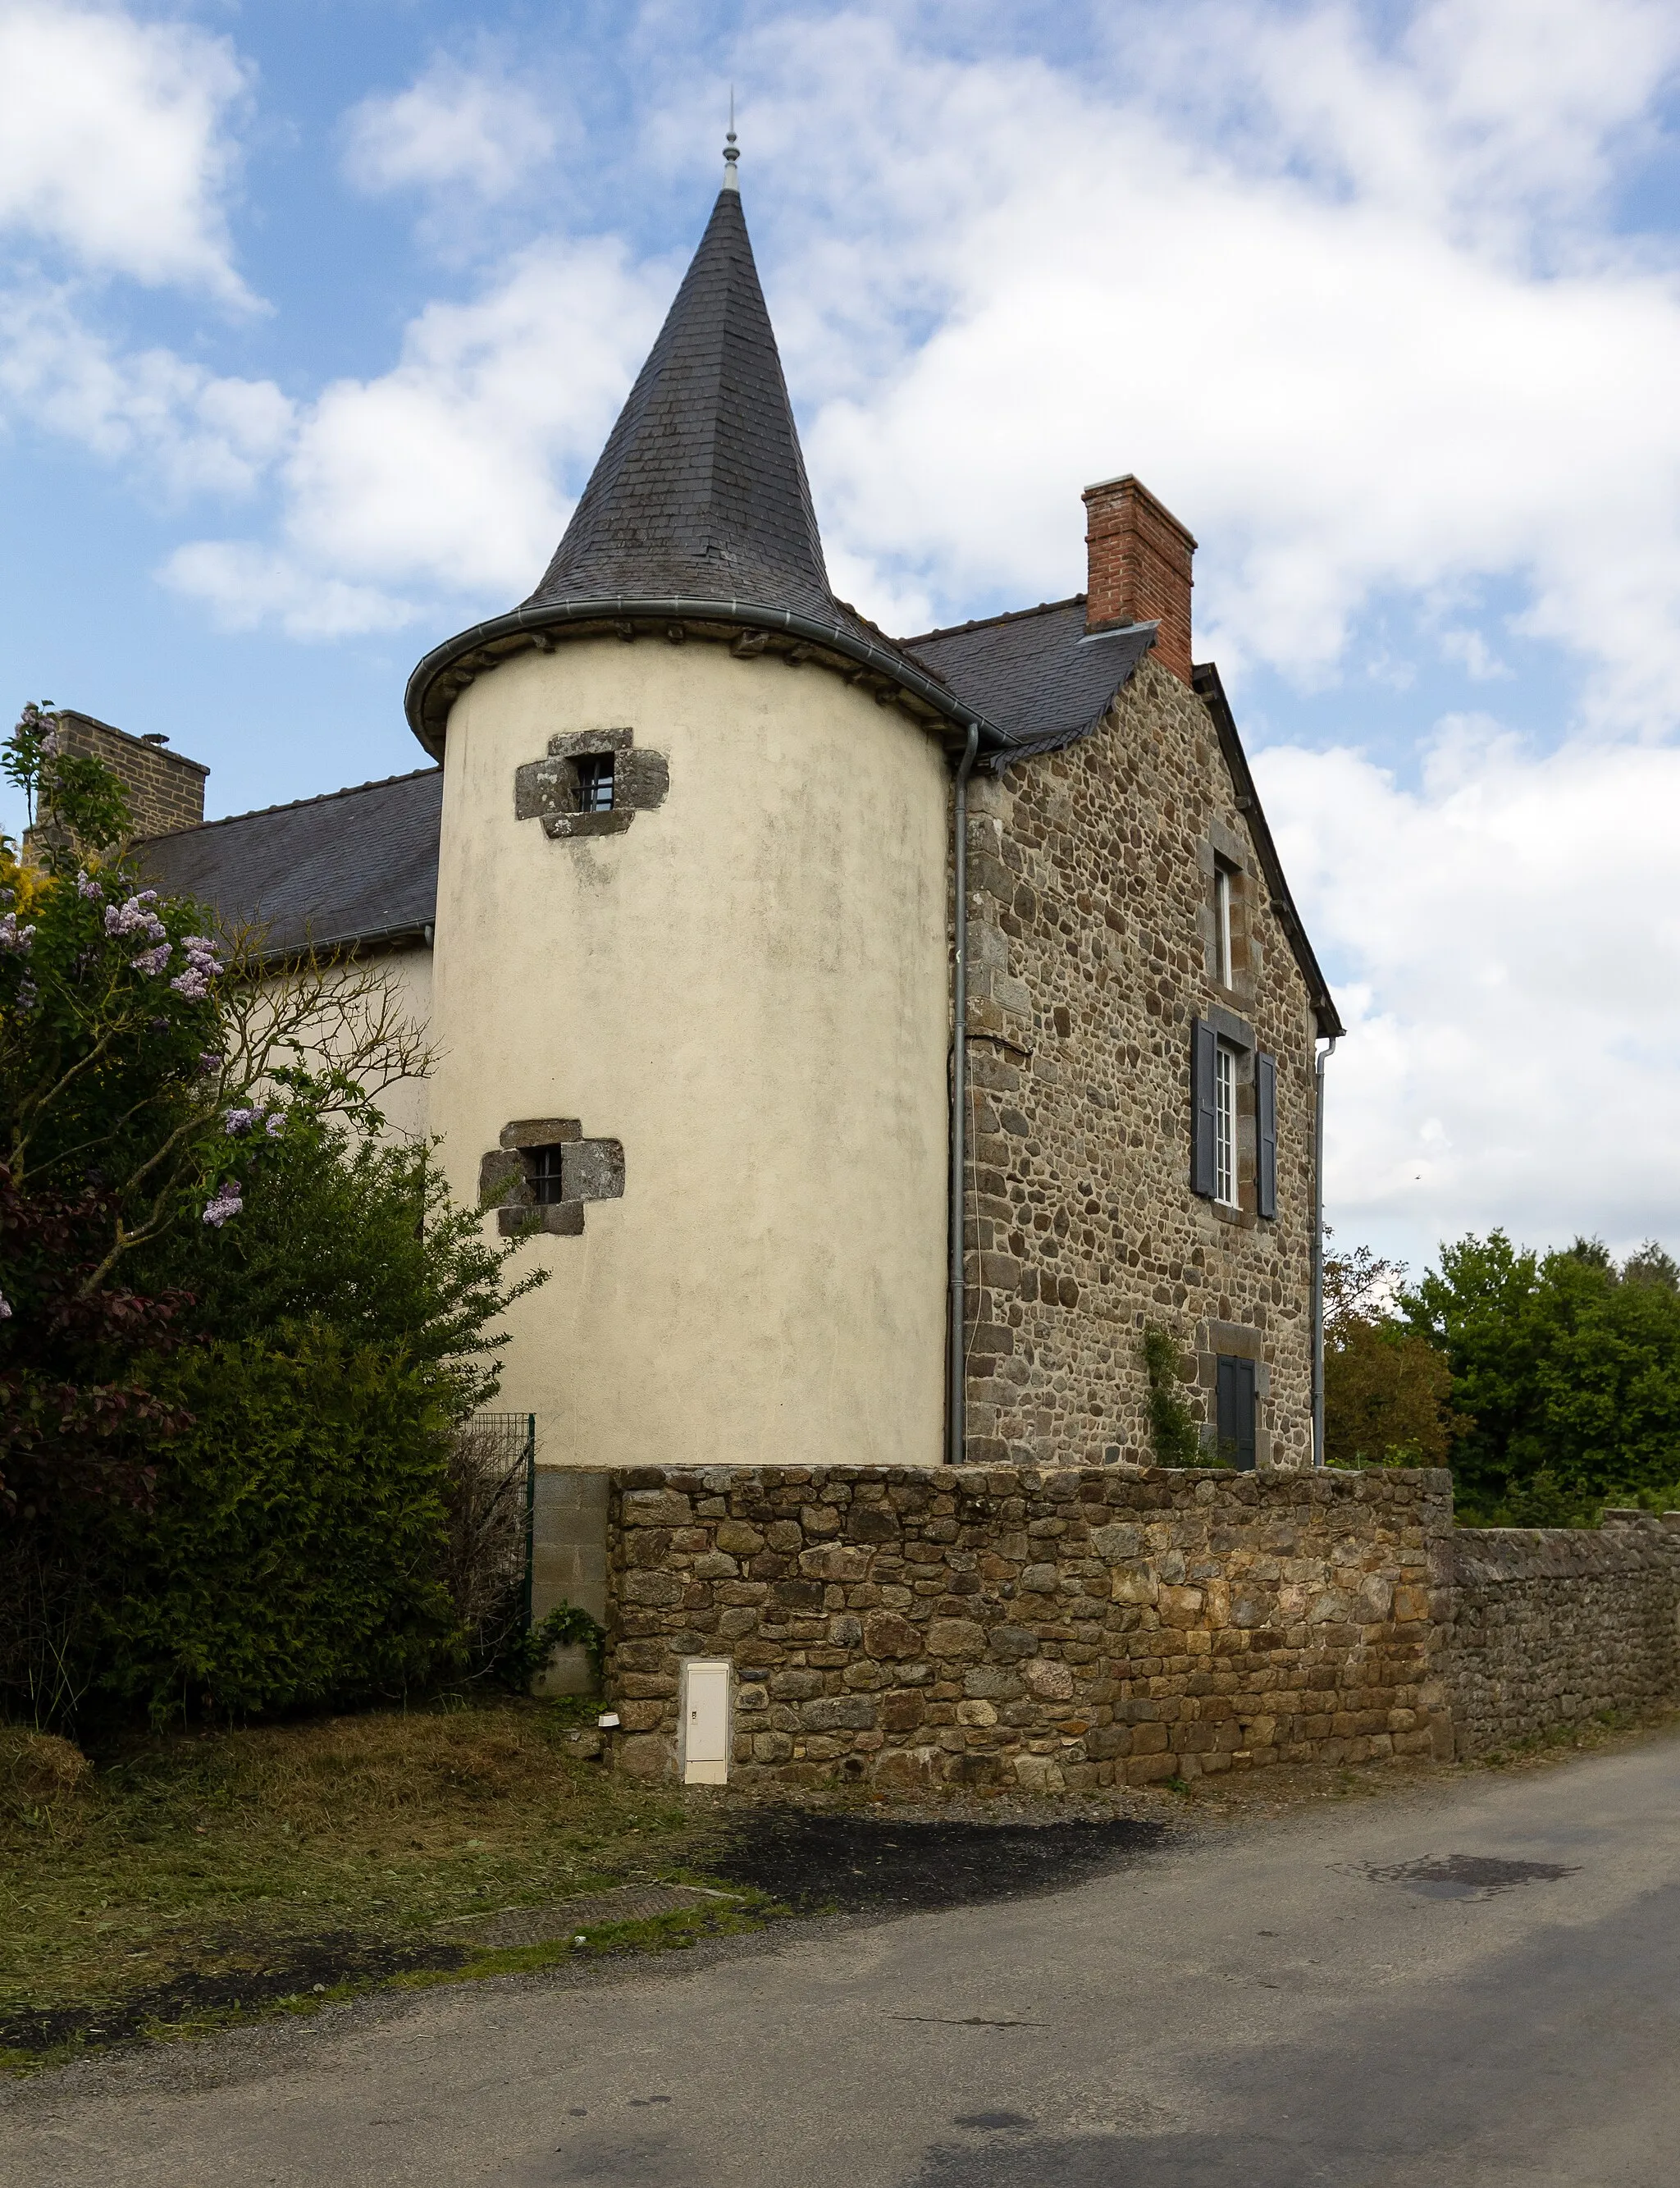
106,149,1340,1477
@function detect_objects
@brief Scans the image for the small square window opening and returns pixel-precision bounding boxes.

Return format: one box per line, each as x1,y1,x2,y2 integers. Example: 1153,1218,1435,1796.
527,1144,568,1204
1215,1042,1236,1205
574,755,614,813
1214,865,1233,987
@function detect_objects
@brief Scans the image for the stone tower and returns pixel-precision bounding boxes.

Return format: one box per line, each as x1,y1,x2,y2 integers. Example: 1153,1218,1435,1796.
406,163,985,1471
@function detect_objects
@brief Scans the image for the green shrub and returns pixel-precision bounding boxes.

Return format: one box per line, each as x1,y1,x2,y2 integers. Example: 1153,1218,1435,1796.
1142,1327,1202,1467
94,1324,461,1724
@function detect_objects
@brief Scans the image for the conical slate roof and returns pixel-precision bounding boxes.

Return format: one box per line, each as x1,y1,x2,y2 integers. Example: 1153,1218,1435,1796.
405,172,1000,756
526,185,857,631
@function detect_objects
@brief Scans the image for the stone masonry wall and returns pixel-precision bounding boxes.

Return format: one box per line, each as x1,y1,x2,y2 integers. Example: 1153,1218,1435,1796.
605,1461,1454,1789
1451,1512,1680,1756
961,655,1319,1470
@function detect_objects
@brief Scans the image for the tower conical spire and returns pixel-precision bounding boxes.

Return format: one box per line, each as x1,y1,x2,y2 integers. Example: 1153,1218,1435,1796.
407,169,995,757
523,180,848,630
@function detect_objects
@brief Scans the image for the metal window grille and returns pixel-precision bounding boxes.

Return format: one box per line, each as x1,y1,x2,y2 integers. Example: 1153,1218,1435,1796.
1215,1043,1236,1204
527,1144,567,1204
575,755,614,812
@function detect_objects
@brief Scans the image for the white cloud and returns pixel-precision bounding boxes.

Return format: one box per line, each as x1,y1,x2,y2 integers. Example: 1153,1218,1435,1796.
0,282,291,493
0,0,253,303
165,238,670,629
723,2,1680,731
343,57,559,203
159,543,413,641
105,0,1680,720
1256,722,1680,1263
1439,627,1511,681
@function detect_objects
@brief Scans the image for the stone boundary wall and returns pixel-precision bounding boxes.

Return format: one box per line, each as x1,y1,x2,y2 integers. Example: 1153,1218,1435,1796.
603,1463,1454,1789
1450,1512,1680,1756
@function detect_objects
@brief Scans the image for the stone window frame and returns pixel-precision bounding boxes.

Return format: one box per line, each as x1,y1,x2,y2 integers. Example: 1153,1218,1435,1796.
1201,822,1254,994
514,726,670,841
1212,859,1235,987
1205,1005,1257,1222
1197,1318,1272,1468
478,1117,625,1236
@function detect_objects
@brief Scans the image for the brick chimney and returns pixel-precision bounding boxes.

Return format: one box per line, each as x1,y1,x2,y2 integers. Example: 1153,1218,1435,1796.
1081,475,1196,684
48,711,209,839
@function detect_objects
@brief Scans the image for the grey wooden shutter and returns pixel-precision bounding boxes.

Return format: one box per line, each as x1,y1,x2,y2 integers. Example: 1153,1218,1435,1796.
1256,1051,1278,1220
1215,1354,1258,1470
1190,1019,1217,1197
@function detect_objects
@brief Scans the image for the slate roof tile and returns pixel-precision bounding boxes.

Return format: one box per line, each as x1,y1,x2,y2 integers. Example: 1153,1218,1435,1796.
902,596,1157,764
527,185,883,659
137,768,441,957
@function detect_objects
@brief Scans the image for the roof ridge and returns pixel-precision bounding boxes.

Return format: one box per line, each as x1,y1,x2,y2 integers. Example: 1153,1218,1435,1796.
139,765,441,845
900,595,1087,648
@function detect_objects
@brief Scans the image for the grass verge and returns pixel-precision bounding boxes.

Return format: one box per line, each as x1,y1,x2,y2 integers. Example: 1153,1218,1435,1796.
0,1697,768,2076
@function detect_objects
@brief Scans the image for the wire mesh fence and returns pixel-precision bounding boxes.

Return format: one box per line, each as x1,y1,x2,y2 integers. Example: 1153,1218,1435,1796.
445,1413,536,1657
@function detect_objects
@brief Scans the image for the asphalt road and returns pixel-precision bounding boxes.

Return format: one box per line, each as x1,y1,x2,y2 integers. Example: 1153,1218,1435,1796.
7,1733,1680,2186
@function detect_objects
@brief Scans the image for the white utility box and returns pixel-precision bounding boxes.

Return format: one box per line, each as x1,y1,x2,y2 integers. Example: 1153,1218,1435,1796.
678,1658,733,1785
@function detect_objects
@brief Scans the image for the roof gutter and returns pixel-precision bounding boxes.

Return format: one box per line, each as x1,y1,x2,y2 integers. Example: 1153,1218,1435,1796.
404,595,1011,759
244,918,433,971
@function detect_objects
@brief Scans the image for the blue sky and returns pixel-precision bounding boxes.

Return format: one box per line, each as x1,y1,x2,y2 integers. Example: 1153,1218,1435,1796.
3,0,1680,1272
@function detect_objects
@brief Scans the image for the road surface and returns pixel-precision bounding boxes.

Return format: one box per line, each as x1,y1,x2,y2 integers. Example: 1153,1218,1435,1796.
7,1733,1679,2186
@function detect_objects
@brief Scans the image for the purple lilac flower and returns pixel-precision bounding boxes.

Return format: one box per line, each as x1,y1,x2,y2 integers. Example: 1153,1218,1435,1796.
201,1181,243,1227
224,1106,266,1136
169,935,223,1001
0,911,35,955
0,1290,11,1320
104,892,166,943
266,1111,286,1137
198,1049,222,1076
131,943,172,977
17,980,38,1010
75,870,103,901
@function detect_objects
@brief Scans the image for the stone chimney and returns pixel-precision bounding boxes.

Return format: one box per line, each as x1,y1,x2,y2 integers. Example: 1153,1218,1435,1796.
48,710,209,839
1081,475,1196,684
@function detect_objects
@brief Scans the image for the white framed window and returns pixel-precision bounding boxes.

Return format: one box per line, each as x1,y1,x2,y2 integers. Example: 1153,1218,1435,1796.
1215,1041,1236,1204
1214,864,1233,986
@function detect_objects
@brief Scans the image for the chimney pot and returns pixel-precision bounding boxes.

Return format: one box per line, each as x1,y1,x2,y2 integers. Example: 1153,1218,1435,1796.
1081,474,1196,683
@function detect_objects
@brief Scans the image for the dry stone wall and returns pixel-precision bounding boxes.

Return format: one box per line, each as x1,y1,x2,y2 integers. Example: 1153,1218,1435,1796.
605,1461,1454,1789
1451,1513,1680,1755
964,655,1319,1471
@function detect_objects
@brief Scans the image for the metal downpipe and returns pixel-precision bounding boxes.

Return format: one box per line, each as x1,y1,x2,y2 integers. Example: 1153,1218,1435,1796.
947,724,981,1470
1310,1034,1338,1467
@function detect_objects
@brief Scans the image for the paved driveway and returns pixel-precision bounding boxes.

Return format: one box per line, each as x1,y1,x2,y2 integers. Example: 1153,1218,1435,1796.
7,1733,1680,2186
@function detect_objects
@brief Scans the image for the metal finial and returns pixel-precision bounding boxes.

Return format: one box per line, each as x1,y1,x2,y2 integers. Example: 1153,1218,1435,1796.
723,85,739,190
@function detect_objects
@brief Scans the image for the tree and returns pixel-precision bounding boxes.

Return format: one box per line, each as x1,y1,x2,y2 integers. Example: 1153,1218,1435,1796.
1322,1241,1468,1470
1401,1231,1680,1524
0,704,429,1304
0,709,541,1728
